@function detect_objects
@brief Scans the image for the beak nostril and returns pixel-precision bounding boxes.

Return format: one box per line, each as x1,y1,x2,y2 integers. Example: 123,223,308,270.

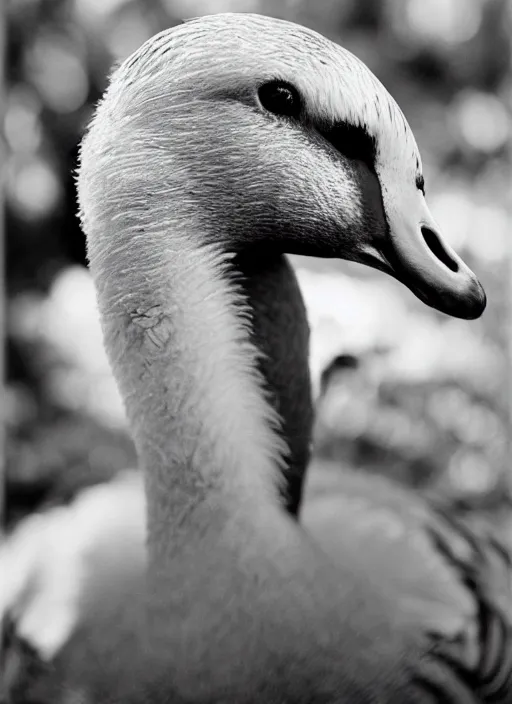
421,227,459,273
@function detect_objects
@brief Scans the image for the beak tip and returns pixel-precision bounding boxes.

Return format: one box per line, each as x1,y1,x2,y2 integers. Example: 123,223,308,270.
462,280,487,320
430,275,487,320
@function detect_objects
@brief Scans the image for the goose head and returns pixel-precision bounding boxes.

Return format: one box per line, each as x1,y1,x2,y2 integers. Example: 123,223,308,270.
80,13,485,320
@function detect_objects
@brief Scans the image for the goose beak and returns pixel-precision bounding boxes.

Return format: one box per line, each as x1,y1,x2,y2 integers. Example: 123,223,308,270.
372,191,486,320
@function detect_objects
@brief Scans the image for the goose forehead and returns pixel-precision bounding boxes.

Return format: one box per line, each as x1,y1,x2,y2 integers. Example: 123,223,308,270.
118,13,421,174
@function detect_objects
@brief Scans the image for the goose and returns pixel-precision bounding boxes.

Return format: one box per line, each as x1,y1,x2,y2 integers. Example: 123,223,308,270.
2,13,511,704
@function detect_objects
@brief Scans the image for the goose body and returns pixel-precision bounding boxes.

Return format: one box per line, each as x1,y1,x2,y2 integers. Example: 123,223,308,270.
4,460,511,703
2,13,510,703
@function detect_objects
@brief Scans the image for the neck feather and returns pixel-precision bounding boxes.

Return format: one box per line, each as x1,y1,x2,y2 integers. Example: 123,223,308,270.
90,220,289,549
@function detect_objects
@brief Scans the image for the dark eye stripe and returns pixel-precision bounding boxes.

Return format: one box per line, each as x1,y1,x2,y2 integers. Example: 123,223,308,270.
257,83,379,172
318,121,377,172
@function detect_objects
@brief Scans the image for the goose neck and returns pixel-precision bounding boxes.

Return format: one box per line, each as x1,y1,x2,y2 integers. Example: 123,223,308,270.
93,225,292,547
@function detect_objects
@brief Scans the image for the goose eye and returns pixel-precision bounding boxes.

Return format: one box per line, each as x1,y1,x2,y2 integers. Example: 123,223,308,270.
416,174,425,195
258,81,301,119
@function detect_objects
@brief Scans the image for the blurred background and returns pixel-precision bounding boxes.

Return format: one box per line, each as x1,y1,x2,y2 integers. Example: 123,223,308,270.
3,0,511,530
